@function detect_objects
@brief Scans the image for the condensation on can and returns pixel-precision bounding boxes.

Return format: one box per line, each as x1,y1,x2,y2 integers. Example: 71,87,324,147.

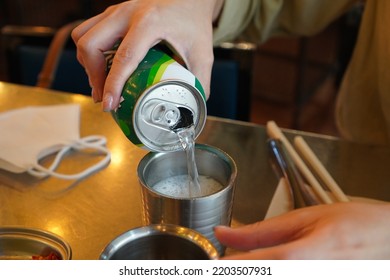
104,44,207,152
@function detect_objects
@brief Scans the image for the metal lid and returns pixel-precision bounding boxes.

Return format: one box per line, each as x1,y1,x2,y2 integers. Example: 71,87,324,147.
133,80,206,152
0,227,72,260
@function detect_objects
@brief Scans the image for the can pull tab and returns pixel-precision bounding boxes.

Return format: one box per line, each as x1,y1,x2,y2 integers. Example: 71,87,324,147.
142,99,194,132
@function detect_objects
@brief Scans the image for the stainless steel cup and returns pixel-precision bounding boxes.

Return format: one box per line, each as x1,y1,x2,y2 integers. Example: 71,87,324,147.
137,144,237,255
99,224,219,260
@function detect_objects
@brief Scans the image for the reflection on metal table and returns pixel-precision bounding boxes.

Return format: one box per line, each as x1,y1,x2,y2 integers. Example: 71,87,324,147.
1,82,389,259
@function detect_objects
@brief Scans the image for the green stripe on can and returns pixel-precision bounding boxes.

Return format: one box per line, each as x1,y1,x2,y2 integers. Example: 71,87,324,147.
147,53,174,87
195,78,206,101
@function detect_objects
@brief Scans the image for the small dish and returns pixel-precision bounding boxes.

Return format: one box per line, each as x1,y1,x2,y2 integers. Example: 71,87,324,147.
0,227,71,260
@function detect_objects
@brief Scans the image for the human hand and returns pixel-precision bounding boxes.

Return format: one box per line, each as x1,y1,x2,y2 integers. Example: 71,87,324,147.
215,202,390,259
71,0,224,111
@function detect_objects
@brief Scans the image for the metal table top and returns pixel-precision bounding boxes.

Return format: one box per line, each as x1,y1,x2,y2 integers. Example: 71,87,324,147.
1,82,389,259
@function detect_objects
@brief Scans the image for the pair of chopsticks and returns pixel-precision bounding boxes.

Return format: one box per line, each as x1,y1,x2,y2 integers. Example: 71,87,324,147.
266,120,349,204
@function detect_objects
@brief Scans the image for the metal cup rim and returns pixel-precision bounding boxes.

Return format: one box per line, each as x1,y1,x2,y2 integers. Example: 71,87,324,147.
137,143,237,200
99,224,219,260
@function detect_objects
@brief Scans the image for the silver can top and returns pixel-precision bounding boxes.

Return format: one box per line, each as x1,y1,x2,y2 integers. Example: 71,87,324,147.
133,80,206,152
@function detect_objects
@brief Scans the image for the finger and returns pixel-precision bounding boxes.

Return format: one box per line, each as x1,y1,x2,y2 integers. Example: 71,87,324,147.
71,12,107,45
101,22,163,111
72,2,137,102
74,18,130,102
71,13,110,67
75,33,113,102
173,34,214,100
221,247,284,260
221,228,355,260
220,238,318,260
215,208,319,251
187,48,213,100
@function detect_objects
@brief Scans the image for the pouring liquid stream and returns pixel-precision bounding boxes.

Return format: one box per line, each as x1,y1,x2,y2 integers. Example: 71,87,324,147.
176,125,201,197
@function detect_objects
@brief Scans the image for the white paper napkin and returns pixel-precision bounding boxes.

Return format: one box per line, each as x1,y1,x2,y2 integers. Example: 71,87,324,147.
264,178,385,219
264,178,294,219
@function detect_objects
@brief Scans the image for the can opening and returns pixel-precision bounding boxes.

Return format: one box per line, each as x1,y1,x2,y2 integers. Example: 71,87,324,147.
170,107,194,131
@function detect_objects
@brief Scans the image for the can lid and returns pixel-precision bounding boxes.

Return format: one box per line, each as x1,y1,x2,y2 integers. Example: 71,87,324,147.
133,80,206,152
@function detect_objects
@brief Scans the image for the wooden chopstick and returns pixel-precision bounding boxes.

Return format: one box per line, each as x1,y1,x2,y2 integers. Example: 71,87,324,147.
266,121,333,204
294,136,350,202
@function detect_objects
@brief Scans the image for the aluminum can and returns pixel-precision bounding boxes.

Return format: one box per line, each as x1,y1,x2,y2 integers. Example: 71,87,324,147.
104,45,207,152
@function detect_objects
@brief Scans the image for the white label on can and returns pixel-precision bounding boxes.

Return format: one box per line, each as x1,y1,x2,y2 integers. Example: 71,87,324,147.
161,62,196,86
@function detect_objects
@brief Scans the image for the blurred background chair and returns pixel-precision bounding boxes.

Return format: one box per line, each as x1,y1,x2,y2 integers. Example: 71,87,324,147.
1,23,90,95
0,0,123,94
209,42,257,121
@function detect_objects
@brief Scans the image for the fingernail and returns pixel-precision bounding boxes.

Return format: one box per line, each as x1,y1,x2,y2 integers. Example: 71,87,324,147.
102,94,113,112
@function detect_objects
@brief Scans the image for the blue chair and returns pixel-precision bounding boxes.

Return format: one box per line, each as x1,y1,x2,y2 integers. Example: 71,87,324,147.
2,21,90,95
209,43,256,121
207,59,239,120
16,45,90,94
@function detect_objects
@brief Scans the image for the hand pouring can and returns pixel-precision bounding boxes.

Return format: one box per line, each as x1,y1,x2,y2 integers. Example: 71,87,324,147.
104,44,207,152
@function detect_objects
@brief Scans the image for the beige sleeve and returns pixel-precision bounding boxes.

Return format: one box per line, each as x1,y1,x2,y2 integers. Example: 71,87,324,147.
213,0,358,45
336,0,390,145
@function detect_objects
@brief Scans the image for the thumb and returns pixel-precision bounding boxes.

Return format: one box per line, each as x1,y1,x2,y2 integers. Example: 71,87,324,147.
184,46,214,100
189,61,212,100
215,212,311,251
214,225,261,251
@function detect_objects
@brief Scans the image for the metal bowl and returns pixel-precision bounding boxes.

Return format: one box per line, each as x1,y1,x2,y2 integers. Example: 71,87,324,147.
100,224,219,260
0,227,72,260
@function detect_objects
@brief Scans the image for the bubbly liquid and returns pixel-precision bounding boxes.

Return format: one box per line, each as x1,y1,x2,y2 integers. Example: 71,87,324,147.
153,174,223,198
176,125,202,197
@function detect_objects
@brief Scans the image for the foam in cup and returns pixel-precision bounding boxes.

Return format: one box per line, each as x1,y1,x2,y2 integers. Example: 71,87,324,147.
153,174,223,198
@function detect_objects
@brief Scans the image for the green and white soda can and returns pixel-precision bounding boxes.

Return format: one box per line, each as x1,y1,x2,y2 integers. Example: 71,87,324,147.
104,44,207,152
